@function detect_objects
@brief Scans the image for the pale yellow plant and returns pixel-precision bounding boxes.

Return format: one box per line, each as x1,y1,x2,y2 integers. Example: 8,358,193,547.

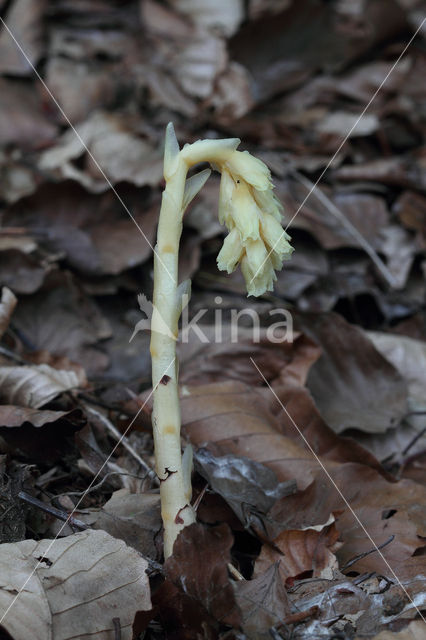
150,124,293,558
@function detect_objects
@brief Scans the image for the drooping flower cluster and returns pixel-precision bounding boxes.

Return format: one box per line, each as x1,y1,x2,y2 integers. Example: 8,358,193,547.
215,150,293,296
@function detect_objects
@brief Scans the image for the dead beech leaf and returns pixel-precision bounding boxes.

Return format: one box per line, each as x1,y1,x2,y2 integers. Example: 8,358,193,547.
0,249,50,294
0,78,57,148
0,529,151,640
234,562,291,639
0,405,81,428
0,363,86,408
394,190,426,249
165,522,240,628
255,524,341,583
0,0,46,75
207,61,254,123
179,328,320,388
0,406,85,462
180,380,387,493
39,111,163,190
180,380,320,490
93,489,161,559
11,272,111,374
366,332,426,411
194,447,296,528
298,312,408,434
0,287,17,340
268,464,426,581
5,182,158,276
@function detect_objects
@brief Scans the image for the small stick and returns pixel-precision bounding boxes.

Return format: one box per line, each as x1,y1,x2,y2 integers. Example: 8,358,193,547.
341,534,394,571
18,491,89,530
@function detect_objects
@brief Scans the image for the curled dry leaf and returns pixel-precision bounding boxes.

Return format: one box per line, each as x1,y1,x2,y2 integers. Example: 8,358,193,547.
255,523,341,583
356,331,426,474
0,406,85,462
0,286,17,340
194,447,296,528
0,530,151,640
268,464,426,582
0,363,86,408
0,405,81,428
39,112,163,190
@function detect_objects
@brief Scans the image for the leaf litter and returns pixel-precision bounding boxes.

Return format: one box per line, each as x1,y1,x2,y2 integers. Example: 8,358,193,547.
0,1,425,639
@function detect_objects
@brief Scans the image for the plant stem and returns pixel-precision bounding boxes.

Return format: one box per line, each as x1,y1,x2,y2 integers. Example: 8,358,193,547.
150,156,195,558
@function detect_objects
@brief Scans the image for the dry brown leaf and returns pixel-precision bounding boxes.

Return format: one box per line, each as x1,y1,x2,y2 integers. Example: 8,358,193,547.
165,522,240,627
0,79,57,148
194,447,296,528
0,287,17,340
39,111,163,190
298,312,408,434
0,249,51,294
394,190,426,249
0,363,86,408
207,61,254,123
5,183,158,276
180,380,321,490
0,0,46,75
179,380,386,495
234,562,291,639
0,405,85,462
366,332,426,411
0,405,81,428
11,272,111,374
255,524,341,584
93,489,161,559
335,156,426,191
268,464,426,581
359,332,426,471
179,328,320,388
0,529,151,639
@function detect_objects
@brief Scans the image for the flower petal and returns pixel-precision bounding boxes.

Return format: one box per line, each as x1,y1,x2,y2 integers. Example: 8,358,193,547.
230,181,260,240
253,188,283,221
225,150,272,191
260,213,293,258
217,227,244,273
241,254,276,297
218,169,235,226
